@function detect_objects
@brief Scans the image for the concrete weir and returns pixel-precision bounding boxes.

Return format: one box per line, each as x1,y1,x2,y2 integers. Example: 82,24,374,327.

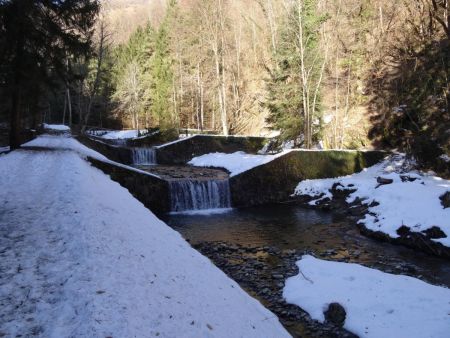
169,179,231,212
229,149,386,207
87,157,171,215
79,134,385,214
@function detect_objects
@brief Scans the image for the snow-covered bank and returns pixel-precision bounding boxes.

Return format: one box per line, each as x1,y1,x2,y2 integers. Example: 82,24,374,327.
42,123,70,131
294,156,450,247
188,151,285,176
98,129,139,139
284,255,450,338
92,129,159,140
0,135,289,337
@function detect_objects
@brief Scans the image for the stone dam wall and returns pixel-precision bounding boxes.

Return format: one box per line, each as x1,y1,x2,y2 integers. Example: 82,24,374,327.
77,136,134,164
230,150,386,207
87,157,170,215
155,135,268,165
79,135,385,214
78,134,268,166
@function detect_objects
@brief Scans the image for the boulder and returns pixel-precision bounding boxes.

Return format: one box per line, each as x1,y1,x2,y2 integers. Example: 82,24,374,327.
422,226,447,239
375,176,394,188
324,302,346,327
396,225,411,237
439,191,450,208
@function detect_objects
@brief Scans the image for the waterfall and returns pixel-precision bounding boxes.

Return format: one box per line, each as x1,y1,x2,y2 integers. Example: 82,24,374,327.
132,147,156,165
170,179,231,212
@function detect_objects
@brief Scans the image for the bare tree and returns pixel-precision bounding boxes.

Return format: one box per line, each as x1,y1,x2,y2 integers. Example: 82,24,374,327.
82,18,111,131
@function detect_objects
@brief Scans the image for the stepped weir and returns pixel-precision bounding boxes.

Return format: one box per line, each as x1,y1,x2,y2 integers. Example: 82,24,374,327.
169,179,231,212
132,147,156,165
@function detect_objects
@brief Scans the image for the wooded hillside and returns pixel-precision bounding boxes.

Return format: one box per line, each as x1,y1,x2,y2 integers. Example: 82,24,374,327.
0,0,448,168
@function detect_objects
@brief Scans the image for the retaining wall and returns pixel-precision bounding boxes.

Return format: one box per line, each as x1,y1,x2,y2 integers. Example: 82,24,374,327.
156,135,268,165
230,150,386,207
77,136,133,164
87,157,170,215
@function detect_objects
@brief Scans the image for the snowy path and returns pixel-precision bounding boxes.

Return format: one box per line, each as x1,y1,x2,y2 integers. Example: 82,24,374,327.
0,137,289,337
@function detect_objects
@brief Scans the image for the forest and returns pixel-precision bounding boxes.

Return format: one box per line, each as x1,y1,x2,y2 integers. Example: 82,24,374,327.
1,2,450,338
0,0,449,168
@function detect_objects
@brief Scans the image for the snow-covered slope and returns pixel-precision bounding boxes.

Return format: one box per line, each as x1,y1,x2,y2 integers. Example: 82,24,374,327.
294,156,450,247
284,255,450,338
0,135,289,338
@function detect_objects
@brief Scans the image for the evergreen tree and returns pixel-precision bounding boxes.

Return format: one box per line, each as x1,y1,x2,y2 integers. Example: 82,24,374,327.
0,0,100,148
265,0,328,147
111,23,155,131
148,1,176,130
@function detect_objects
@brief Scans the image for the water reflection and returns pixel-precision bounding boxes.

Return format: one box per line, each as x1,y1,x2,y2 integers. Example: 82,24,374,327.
164,204,450,287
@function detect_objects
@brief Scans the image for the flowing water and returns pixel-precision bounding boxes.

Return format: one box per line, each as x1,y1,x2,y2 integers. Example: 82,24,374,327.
164,204,450,285
169,179,231,212
164,204,450,337
131,147,156,165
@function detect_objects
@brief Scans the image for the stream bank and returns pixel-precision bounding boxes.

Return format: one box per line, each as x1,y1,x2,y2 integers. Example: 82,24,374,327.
294,181,450,259
164,204,450,338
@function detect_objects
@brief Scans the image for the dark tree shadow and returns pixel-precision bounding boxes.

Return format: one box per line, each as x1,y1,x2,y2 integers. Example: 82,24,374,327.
366,38,449,172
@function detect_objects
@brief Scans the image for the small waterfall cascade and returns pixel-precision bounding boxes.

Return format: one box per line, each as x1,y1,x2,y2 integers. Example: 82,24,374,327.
170,179,231,212
132,147,156,165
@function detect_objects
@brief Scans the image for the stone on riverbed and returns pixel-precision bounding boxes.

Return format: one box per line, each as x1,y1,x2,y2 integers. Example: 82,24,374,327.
324,302,346,327
439,191,450,208
422,226,447,239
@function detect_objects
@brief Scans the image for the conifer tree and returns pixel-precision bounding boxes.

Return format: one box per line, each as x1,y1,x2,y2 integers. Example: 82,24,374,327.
0,0,100,148
266,0,328,147
149,1,176,130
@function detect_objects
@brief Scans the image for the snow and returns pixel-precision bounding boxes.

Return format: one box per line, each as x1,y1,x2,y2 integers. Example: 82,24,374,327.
155,135,197,148
99,129,140,139
0,133,289,338
294,155,450,247
284,255,450,338
97,129,160,140
440,154,450,163
188,151,285,176
24,134,109,161
23,134,164,180
42,123,70,131
0,146,9,154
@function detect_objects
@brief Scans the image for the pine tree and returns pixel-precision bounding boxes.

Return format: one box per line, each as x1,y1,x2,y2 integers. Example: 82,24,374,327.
0,0,100,148
265,0,328,147
148,1,176,130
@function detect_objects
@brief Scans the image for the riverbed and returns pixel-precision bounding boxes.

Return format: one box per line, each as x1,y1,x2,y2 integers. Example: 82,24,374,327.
163,204,450,337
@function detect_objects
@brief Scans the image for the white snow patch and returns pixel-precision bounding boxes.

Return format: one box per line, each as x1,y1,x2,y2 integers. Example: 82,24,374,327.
284,255,450,338
24,134,109,161
100,129,140,139
188,151,286,176
294,156,450,246
440,154,450,163
42,123,70,131
0,135,289,338
155,135,197,148
0,146,10,153
24,134,164,180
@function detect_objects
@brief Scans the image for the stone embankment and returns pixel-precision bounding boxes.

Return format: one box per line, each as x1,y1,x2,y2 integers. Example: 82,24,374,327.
155,135,268,165
230,150,385,207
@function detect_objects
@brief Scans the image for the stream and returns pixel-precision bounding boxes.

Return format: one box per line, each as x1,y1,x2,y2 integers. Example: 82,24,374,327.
163,204,450,338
